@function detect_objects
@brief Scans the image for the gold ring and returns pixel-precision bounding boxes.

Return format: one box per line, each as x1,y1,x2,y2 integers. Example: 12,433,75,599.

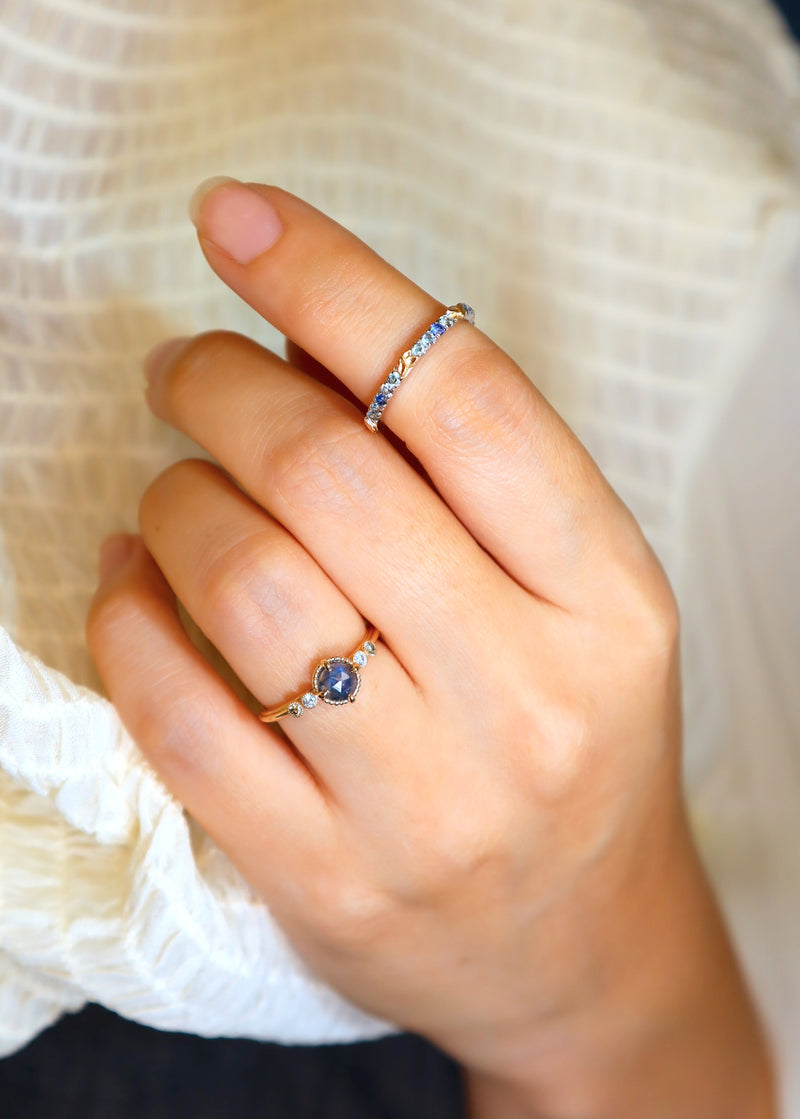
258,626,379,722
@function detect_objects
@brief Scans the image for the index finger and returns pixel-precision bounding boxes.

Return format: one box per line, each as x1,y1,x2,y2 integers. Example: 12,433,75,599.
190,179,650,609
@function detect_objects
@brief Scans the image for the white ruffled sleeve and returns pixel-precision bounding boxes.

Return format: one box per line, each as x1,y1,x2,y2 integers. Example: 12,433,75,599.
0,626,392,1053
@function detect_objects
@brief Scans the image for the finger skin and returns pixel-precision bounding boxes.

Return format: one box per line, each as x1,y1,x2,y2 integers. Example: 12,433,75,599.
138,458,427,801
190,180,651,610
144,329,524,686
285,337,418,469
87,181,772,1113
138,457,369,706
85,534,330,890
86,534,774,1119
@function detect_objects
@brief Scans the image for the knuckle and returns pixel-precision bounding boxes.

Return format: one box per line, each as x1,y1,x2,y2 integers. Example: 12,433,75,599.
161,330,246,410
395,808,504,903
269,409,375,516
594,530,681,678
291,270,343,329
641,575,680,654
526,694,593,805
138,457,214,526
619,560,681,667
422,342,532,455
199,532,301,639
310,873,393,950
432,823,501,887
85,544,229,790
86,576,142,660
293,265,381,342
135,688,223,787
86,587,212,783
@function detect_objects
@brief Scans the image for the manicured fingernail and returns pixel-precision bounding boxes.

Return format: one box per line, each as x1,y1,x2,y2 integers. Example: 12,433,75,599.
189,177,283,265
144,336,190,382
187,175,239,226
98,534,136,581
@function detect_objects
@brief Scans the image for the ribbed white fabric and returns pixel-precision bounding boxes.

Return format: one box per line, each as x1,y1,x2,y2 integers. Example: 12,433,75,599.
0,0,798,1110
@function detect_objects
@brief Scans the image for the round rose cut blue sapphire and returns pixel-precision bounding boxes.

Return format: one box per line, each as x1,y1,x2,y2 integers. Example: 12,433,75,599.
313,657,361,705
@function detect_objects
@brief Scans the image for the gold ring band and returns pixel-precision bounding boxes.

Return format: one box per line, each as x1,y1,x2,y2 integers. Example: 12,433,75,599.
258,626,379,722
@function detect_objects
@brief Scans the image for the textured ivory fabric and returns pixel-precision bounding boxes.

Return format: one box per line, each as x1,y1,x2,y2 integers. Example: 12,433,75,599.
1,0,799,1110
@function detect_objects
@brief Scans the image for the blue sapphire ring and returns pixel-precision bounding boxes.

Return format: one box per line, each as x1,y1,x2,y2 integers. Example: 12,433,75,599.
364,303,475,432
258,626,379,723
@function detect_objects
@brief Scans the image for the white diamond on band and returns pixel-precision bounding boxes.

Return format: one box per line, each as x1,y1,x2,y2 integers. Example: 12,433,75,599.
364,303,476,432
258,626,379,723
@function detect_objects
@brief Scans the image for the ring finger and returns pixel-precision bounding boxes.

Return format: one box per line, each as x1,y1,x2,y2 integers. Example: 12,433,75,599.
138,456,424,802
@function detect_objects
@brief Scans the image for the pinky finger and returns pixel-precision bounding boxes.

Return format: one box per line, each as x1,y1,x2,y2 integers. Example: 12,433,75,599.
86,534,331,894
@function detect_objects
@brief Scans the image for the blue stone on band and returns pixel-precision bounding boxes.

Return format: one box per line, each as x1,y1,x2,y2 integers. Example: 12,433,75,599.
313,658,360,705
258,626,379,723
364,302,476,432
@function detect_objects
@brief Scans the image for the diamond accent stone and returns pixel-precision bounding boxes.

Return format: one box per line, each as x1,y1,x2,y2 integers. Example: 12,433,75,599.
363,640,376,656
353,650,367,667
387,370,401,385
301,692,318,709
288,702,303,717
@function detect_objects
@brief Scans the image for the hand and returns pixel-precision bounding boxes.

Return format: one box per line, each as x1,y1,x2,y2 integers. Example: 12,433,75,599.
87,180,776,1118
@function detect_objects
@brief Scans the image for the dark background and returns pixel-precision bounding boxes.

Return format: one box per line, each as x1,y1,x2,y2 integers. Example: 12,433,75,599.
0,1006,464,1119
1,3,798,1117
780,0,800,36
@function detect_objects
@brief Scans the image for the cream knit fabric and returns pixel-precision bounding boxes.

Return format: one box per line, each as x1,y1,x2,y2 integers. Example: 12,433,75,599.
1,0,799,1110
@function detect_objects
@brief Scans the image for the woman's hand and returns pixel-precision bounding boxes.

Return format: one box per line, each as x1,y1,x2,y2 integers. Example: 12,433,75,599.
87,180,775,1118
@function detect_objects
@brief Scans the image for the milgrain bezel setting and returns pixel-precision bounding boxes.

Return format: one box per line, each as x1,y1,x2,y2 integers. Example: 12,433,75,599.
312,656,362,706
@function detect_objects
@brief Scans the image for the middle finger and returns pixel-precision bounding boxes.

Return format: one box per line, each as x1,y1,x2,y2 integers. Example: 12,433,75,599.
144,330,526,685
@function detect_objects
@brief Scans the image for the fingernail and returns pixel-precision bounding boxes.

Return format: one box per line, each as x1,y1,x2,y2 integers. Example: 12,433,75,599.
144,336,190,382
189,177,283,265
188,175,239,226
99,534,136,581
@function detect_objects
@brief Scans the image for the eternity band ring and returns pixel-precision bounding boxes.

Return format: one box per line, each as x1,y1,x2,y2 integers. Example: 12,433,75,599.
258,626,379,722
364,302,475,432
